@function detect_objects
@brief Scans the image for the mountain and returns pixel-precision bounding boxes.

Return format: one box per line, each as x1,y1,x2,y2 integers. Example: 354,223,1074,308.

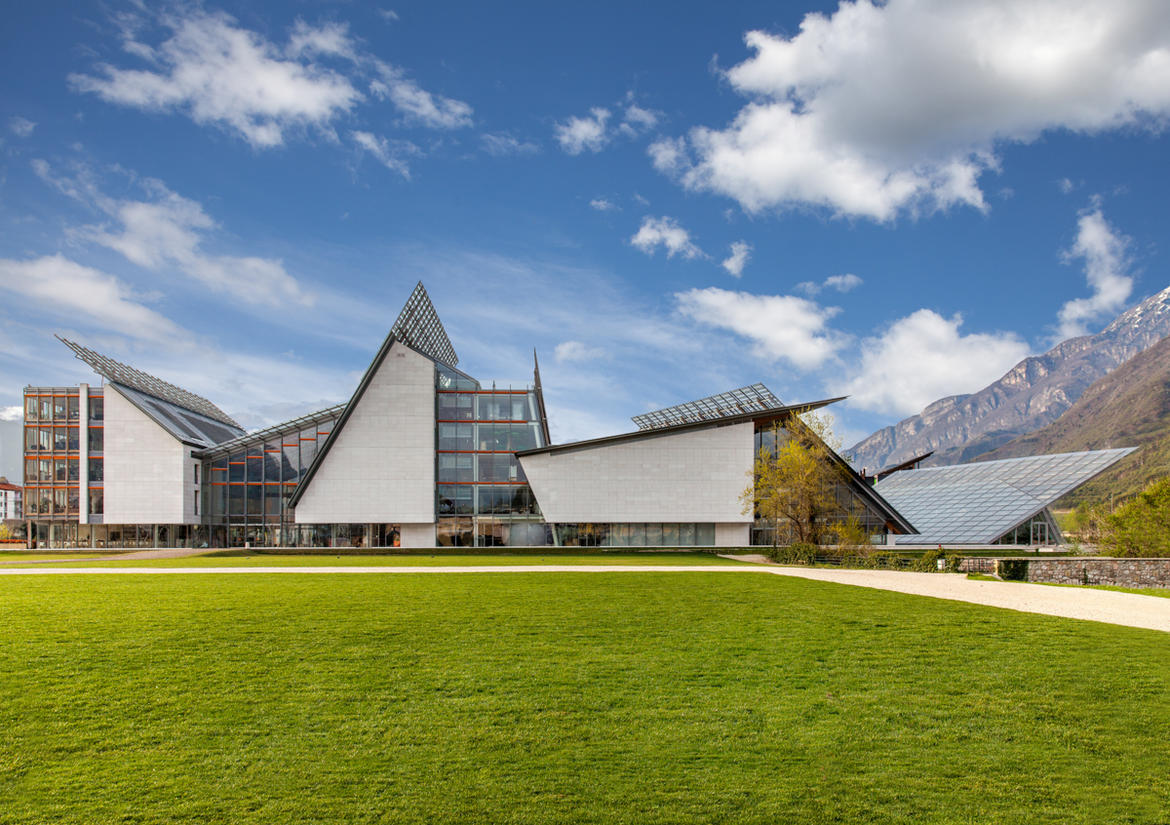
974,333,1170,505
848,285,1170,473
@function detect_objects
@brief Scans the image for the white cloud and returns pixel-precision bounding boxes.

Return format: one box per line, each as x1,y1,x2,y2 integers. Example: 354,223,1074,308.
824,273,862,293
631,216,704,260
70,10,471,148
675,287,846,369
352,130,418,177
554,340,605,363
1056,205,1133,339
35,160,311,308
1058,177,1077,194
797,273,863,295
721,241,752,277
619,103,660,137
654,0,1170,220
555,107,610,155
480,132,540,156
0,405,25,422
379,9,399,23
0,255,184,343
371,64,473,129
589,198,618,212
8,116,35,137
842,309,1029,415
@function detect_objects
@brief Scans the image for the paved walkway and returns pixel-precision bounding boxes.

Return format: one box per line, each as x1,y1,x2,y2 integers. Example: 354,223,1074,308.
1,562,1168,632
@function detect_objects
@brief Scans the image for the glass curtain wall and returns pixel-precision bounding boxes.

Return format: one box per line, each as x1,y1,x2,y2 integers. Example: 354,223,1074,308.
22,387,85,530
434,365,549,546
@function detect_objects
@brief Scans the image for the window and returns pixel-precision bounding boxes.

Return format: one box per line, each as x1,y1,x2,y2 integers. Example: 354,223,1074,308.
67,427,80,451
194,464,199,485
88,458,103,482
88,488,103,516
88,428,103,453
194,491,200,516
68,396,80,420
25,396,38,421
89,397,103,421
54,428,67,451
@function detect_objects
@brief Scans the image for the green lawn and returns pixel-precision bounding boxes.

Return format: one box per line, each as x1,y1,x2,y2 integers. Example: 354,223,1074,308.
0,551,743,568
1,572,1168,824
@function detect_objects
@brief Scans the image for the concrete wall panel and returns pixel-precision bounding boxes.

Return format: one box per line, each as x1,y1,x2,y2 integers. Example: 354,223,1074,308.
103,389,193,524
519,422,755,525
294,341,436,524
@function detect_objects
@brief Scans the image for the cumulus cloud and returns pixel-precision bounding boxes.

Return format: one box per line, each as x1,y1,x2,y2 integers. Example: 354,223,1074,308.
796,273,863,295
652,0,1170,220
676,286,846,370
721,241,751,277
0,406,22,422
352,130,418,177
35,160,311,308
554,340,605,363
1055,205,1133,340
70,10,471,148
0,255,185,343
8,116,35,137
631,216,704,260
480,132,540,156
555,107,610,154
842,309,1029,415
589,198,618,212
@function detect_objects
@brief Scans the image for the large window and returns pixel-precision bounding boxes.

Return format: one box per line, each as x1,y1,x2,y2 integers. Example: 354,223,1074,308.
87,427,103,453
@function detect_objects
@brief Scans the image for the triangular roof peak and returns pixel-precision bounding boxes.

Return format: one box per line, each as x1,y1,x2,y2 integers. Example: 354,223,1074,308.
389,281,458,369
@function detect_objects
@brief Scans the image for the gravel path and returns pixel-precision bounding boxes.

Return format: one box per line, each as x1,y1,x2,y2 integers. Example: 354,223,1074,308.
1,563,1166,633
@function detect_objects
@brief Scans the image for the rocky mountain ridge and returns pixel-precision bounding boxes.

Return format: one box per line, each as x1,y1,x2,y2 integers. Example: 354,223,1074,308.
848,285,1170,472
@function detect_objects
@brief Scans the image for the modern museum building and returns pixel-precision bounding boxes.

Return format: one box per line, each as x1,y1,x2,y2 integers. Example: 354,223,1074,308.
21,283,917,549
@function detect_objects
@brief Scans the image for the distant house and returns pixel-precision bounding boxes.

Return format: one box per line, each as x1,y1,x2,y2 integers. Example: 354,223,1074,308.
0,477,21,521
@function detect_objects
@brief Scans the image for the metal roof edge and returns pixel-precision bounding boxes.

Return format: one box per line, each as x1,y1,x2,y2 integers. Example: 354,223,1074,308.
516,397,846,457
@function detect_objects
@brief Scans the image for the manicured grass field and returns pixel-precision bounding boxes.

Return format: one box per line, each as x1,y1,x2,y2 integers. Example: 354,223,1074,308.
1,572,1168,824
0,551,743,568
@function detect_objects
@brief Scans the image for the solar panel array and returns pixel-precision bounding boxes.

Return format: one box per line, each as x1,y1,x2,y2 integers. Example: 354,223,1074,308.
389,281,459,368
113,383,245,448
874,448,1135,544
58,337,242,428
632,383,783,431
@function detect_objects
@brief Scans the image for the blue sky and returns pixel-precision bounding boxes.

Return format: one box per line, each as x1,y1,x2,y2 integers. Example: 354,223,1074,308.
2,0,1169,472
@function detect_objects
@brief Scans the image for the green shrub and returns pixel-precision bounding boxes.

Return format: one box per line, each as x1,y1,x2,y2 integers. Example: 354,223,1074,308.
1099,477,1170,557
767,542,818,565
997,559,1029,581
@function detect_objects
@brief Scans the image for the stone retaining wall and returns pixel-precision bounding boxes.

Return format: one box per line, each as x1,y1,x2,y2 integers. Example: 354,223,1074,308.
1018,557,1170,588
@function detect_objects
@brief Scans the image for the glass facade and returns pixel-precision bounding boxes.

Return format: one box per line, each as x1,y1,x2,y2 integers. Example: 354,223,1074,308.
22,387,96,526
434,364,548,546
201,406,347,547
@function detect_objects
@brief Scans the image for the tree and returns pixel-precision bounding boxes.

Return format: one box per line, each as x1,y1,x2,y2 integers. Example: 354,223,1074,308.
1098,476,1170,557
740,411,849,549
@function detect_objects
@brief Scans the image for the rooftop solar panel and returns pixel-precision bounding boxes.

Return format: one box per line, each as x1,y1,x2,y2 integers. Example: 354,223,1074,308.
58,336,241,428
632,383,784,430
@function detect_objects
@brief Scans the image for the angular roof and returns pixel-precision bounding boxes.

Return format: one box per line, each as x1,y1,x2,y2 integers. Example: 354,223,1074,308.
195,402,347,459
874,448,1135,544
58,336,241,428
389,281,458,369
289,282,465,509
632,383,783,431
107,383,245,449
520,396,843,457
